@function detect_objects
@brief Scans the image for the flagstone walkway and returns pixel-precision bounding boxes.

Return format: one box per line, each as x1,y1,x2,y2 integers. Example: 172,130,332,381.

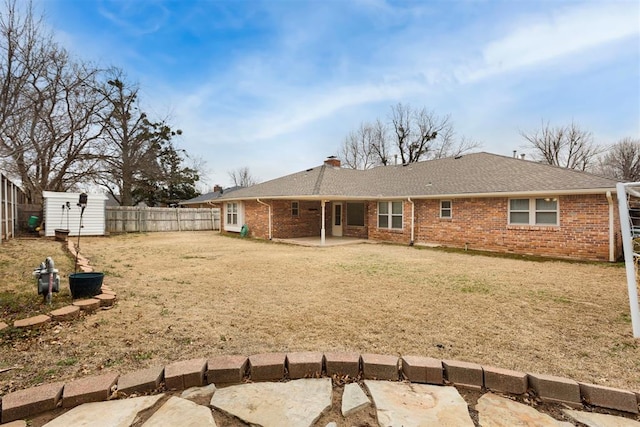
9,379,639,427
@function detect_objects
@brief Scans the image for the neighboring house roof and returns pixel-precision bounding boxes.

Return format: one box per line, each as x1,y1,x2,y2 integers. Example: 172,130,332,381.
105,193,120,207
179,186,242,206
104,193,148,207
218,152,619,201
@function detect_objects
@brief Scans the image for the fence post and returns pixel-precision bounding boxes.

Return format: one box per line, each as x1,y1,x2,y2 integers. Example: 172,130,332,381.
2,175,7,241
616,182,640,338
0,175,3,243
176,208,181,231
11,179,15,238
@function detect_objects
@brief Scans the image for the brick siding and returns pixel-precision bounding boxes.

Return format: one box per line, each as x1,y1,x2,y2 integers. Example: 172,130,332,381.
410,194,619,261
219,194,620,262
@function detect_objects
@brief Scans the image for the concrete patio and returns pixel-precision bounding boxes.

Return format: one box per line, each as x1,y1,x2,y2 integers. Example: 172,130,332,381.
272,236,371,247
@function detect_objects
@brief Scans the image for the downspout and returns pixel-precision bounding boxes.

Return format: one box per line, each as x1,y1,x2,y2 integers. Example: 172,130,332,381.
256,198,272,240
606,191,615,262
408,197,415,246
321,200,326,246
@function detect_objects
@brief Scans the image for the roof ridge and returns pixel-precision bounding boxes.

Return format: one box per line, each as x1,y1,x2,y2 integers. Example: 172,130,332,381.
479,151,619,182
312,164,326,195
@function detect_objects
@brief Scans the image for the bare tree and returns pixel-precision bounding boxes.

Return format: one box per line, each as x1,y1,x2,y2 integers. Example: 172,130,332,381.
520,121,602,171
596,137,640,182
390,103,452,164
0,0,104,203
369,119,391,165
339,103,481,169
430,125,482,160
94,70,183,206
228,166,258,187
340,122,378,170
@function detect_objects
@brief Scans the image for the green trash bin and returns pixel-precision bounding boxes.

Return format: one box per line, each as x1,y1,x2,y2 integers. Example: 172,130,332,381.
27,215,39,231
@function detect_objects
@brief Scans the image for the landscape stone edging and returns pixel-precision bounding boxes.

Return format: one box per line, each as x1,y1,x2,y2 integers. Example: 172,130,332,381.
1,352,638,424
1,242,638,421
9,294,116,329
5,240,116,329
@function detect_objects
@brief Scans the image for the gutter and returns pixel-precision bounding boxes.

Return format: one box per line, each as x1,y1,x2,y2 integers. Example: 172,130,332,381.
256,198,272,240
217,188,618,202
408,197,415,246
606,191,615,262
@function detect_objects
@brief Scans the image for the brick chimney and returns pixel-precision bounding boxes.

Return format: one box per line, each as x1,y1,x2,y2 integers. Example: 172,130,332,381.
324,156,341,167
213,185,223,193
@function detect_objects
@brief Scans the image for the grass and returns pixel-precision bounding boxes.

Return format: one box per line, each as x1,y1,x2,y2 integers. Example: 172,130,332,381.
0,239,76,321
56,357,78,366
0,231,638,395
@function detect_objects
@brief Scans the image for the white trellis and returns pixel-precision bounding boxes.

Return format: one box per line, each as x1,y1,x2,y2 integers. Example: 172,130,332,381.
616,182,640,338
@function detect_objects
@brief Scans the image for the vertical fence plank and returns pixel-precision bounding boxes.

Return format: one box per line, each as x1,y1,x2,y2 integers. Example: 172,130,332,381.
106,207,220,233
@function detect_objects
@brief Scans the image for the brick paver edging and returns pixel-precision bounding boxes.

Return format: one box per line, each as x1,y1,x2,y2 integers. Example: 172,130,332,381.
6,241,117,330
1,352,638,423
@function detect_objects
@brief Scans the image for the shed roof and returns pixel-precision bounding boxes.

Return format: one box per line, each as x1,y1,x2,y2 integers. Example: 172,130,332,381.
218,152,619,201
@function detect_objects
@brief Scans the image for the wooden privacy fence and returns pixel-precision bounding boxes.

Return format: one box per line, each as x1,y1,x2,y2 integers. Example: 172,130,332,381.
106,207,220,233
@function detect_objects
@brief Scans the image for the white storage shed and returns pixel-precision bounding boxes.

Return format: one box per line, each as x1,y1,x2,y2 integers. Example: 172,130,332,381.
42,191,108,237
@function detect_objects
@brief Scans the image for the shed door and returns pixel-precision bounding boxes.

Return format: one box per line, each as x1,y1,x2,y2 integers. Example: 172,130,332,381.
332,203,343,237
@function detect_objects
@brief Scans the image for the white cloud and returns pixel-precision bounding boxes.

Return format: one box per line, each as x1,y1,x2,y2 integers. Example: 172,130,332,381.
97,0,169,36
99,0,638,186
465,1,639,82
247,80,425,140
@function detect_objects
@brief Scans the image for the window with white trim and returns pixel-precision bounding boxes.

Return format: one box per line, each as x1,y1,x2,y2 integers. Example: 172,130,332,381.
378,201,403,229
224,202,243,232
509,198,558,225
291,201,299,217
440,200,452,218
226,202,238,225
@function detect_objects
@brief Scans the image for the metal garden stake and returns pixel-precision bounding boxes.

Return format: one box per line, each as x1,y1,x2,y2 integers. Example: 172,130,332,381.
75,193,88,273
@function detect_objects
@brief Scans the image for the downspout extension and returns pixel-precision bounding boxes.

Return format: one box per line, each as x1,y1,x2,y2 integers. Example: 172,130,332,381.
256,198,272,240
606,191,615,262
408,197,415,246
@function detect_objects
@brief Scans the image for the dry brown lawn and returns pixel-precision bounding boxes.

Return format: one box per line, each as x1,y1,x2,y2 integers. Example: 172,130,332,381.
1,231,639,395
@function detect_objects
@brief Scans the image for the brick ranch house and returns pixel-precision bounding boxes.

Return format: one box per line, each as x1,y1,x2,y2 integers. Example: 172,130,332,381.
214,152,622,262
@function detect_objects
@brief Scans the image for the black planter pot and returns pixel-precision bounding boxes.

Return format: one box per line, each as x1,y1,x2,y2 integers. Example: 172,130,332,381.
54,229,70,242
69,272,104,299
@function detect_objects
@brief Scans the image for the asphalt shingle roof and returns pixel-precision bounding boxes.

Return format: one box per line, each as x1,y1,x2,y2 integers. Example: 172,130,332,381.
218,152,619,201
179,186,242,205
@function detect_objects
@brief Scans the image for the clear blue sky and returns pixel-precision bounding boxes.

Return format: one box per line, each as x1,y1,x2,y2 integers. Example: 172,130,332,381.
37,0,640,189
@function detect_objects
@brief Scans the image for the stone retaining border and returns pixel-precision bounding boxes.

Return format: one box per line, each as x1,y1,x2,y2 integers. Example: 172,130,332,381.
1,352,638,423
8,290,117,330
5,239,117,330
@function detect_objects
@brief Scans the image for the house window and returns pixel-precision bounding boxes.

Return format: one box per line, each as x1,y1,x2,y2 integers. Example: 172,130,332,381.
346,202,365,226
291,201,299,217
440,200,452,218
226,202,238,225
224,202,243,232
509,198,558,225
535,198,558,224
378,201,403,229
